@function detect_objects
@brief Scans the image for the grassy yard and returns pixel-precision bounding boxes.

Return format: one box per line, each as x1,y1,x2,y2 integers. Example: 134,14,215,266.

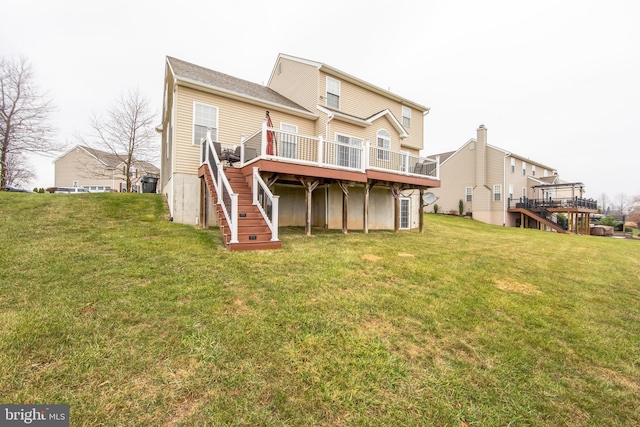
1,192,639,426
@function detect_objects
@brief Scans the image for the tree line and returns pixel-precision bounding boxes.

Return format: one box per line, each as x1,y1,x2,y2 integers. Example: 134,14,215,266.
1,55,157,192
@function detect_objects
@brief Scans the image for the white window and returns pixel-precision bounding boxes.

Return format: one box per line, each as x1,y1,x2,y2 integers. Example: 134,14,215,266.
522,188,527,198
543,169,548,177
511,158,515,173
508,184,513,201
326,76,340,109
376,129,391,161
280,123,298,159
336,134,362,168
532,165,536,176
193,102,218,145
400,198,410,229
493,184,502,202
465,187,473,202
522,161,527,176
402,106,411,127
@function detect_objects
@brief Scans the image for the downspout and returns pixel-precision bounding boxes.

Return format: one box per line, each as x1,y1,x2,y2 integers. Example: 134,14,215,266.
503,152,510,226
325,111,334,229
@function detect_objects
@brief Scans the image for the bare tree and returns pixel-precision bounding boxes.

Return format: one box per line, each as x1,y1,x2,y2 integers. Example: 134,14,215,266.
0,56,60,190
4,152,35,188
612,193,630,216
628,194,640,225
81,89,157,192
598,192,609,214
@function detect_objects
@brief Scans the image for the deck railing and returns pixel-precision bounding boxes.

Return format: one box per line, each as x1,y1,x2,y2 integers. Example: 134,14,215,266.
201,131,239,243
509,197,597,210
236,120,439,179
252,167,279,241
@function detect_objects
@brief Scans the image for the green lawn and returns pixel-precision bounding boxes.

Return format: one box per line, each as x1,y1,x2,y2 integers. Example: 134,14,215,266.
1,192,639,426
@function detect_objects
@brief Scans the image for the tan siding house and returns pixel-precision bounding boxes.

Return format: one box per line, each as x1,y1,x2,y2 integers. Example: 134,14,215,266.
429,125,596,233
54,145,159,193
160,54,440,248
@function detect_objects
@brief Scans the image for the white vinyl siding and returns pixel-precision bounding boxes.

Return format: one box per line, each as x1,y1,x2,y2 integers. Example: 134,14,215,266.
402,106,411,127
400,198,410,229
193,102,218,146
465,186,473,202
280,122,298,159
326,76,340,109
493,184,502,202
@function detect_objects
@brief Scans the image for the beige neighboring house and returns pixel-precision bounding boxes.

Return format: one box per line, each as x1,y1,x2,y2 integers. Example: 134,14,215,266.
54,145,160,192
429,125,597,234
160,54,441,250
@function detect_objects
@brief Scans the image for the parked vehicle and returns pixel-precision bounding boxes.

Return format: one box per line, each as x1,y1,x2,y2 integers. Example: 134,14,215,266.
5,186,29,192
54,187,89,194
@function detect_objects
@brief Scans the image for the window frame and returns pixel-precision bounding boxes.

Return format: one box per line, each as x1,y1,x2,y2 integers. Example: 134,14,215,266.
522,161,527,176
280,122,298,159
402,106,411,127
335,132,362,169
511,158,515,173
465,186,473,202
326,76,340,109
493,184,502,202
376,129,391,161
400,197,410,229
192,101,219,146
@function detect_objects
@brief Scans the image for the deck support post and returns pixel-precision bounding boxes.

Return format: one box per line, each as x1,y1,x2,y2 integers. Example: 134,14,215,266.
419,188,425,233
337,180,350,234
363,180,376,234
298,176,321,236
389,183,405,233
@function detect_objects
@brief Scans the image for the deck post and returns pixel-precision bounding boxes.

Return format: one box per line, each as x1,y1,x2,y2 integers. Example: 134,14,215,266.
298,177,321,236
419,188,424,233
337,181,350,234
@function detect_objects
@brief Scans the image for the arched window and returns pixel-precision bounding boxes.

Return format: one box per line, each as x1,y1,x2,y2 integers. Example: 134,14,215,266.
376,129,391,161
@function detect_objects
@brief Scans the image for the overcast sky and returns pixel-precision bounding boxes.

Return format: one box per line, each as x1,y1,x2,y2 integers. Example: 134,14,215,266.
2,0,639,200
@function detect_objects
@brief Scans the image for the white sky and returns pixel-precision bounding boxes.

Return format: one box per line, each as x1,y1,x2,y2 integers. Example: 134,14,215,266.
2,0,639,200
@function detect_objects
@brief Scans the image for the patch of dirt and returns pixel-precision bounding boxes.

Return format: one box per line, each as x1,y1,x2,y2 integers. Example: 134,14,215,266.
494,279,542,295
398,253,415,257
361,254,382,262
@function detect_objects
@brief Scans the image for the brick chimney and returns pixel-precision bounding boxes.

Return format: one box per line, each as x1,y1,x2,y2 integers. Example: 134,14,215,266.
475,124,487,186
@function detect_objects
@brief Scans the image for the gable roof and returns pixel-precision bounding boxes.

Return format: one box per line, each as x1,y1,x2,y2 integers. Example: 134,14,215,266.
167,56,315,118
54,145,160,174
430,139,556,172
316,106,410,138
269,53,429,113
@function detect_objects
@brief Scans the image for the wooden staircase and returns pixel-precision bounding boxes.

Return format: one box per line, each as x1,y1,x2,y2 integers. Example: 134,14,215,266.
202,165,281,251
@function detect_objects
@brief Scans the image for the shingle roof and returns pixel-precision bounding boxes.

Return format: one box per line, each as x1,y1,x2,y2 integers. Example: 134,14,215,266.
80,146,159,174
167,56,310,113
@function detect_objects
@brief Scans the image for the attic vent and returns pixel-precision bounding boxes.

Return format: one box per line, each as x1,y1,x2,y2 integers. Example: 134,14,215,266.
470,142,475,150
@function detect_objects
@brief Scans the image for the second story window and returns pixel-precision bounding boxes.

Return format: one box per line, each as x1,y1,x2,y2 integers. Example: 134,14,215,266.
522,161,527,176
493,184,502,202
402,106,411,127
193,102,218,146
376,129,391,161
511,158,515,173
326,76,340,109
466,187,473,202
532,165,536,176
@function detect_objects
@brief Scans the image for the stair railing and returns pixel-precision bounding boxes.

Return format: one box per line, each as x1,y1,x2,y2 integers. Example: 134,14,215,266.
201,130,239,243
252,167,279,241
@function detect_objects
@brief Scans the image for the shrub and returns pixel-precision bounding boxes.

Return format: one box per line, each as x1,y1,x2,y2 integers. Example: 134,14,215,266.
625,227,633,233
458,200,464,216
33,187,38,193
39,188,45,193
433,203,439,214
599,215,618,227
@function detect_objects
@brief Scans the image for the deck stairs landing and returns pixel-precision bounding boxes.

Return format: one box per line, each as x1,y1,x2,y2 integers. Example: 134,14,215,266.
511,206,569,234
202,166,281,251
